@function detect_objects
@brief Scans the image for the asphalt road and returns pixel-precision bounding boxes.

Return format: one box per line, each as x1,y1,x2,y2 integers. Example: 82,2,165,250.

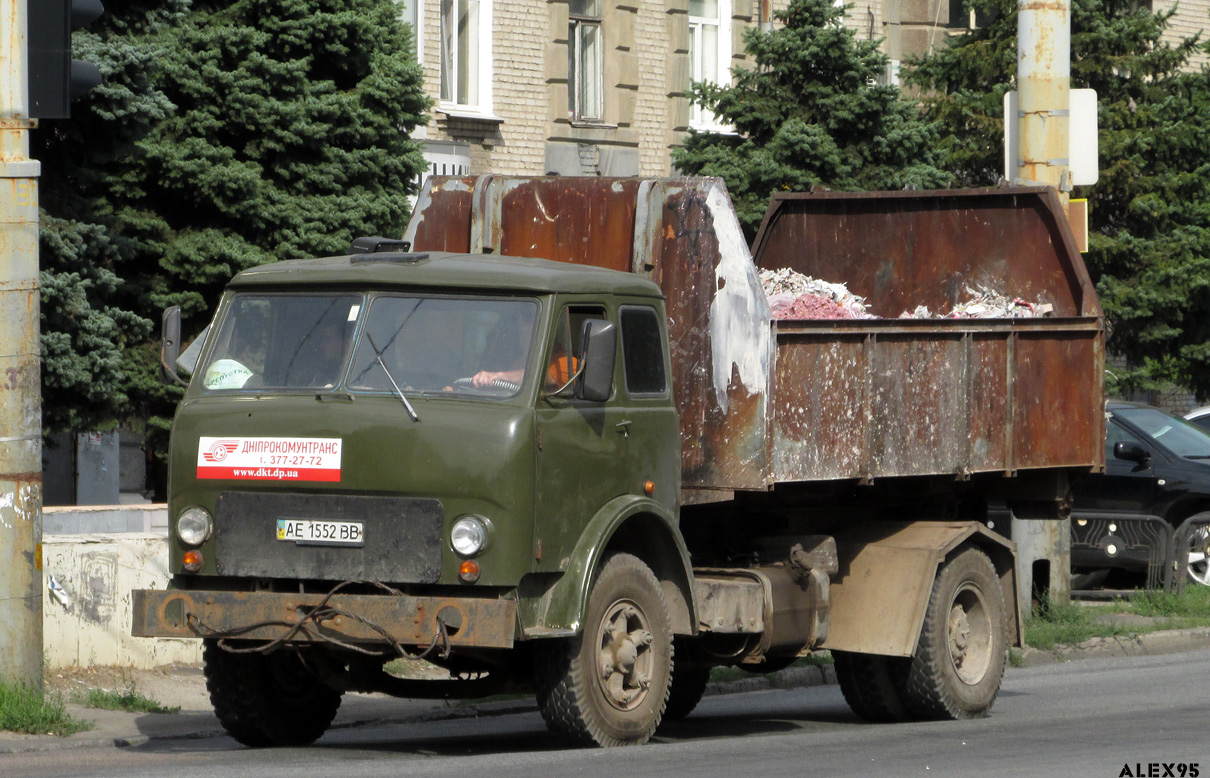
8,649,1209,778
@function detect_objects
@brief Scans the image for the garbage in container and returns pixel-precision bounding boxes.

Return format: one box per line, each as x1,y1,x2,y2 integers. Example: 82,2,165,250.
760,268,1054,320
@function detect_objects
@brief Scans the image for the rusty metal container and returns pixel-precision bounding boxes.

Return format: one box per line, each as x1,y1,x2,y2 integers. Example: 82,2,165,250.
405,178,1104,492
752,187,1104,482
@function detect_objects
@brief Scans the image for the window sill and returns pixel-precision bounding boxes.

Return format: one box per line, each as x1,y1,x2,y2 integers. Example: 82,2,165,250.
438,108,505,123
569,120,618,130
689,123,737,135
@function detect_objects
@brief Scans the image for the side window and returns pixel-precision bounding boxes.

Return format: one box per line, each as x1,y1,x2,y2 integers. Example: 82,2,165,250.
620,306,665,395
550,304,605,391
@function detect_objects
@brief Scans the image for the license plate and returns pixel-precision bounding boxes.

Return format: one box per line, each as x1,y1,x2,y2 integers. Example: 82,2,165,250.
276,518,364,547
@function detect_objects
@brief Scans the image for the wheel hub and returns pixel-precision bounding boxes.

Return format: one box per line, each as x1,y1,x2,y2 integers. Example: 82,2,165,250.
948,605,971,659
947,583,992,685
596,602,654,710
1188,527,1210,586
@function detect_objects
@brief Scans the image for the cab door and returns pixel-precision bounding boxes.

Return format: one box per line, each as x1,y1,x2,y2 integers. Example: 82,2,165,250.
1074,418,1160,514
533,302,631,573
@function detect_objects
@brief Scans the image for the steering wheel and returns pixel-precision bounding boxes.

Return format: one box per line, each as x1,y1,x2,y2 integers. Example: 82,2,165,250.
452,376,520,393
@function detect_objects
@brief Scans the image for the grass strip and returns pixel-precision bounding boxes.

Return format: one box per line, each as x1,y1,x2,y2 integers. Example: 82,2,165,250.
72,687,180,715
0,681,92,737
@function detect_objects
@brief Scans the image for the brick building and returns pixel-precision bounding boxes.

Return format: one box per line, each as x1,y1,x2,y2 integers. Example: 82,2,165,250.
400,0,1207,180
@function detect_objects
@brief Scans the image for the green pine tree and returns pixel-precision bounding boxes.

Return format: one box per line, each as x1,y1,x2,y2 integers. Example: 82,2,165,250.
672,0,952,234
36,0,430,491
907,0,1210,399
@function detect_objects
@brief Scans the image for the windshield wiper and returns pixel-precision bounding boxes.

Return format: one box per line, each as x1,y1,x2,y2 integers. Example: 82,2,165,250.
365,333,419,422
1184,455,1210,459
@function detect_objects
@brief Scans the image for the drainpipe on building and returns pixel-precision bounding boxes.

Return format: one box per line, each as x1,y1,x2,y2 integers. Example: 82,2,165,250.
0,0,45,693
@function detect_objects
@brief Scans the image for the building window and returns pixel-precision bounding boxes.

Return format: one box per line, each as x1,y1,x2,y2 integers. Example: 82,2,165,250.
688,0,731,130
440,0,493,114
568,0,604,122
398,0,422,62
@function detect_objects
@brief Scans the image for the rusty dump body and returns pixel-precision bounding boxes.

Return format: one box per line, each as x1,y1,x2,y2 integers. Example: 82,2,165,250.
407,177,1105,492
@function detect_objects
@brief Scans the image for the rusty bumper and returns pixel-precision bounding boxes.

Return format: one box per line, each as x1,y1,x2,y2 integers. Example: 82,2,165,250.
131,589,517,650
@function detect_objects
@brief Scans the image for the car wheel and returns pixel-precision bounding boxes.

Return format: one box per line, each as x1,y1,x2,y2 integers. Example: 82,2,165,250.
1180,513,1210,586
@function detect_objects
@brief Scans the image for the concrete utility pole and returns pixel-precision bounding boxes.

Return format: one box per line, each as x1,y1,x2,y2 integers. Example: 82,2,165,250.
1012,0,1074,607
0,0,45,693
1015,0,1072,204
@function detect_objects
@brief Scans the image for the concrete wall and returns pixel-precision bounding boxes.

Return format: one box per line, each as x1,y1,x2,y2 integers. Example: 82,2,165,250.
42,533,201,670
42,504,167,535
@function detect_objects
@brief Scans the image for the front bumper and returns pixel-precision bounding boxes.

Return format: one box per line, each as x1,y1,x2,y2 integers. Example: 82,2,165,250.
131,589,517,650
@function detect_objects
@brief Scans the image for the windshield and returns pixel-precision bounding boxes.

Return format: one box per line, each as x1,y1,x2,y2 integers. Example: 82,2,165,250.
1115,406,1210,459
201,294,360,391
347,296,538,398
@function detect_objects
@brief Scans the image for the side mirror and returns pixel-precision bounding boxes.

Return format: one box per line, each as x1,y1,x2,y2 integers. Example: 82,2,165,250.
575,319,616,402
1114,441,1151,465
160,307,186,386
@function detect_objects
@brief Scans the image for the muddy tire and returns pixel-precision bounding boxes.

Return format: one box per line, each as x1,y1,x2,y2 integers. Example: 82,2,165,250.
203,640,343,747
534,553,672,746
832,650,910,722
902,547,1007,720
663,643,711,721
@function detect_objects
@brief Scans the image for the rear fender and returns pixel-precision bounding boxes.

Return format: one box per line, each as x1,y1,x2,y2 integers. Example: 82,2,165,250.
821,521,1022,656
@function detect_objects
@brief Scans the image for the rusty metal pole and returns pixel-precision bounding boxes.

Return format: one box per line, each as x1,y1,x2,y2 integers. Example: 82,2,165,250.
0,0,45,692
1015,0,1071,208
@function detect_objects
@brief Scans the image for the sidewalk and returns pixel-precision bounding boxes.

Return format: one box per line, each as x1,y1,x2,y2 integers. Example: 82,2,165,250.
3,625,1208,755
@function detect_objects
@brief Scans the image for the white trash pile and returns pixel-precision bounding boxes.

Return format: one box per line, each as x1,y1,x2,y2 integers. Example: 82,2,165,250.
759,268,873,320
759,268,1054,321
898,285,1054,319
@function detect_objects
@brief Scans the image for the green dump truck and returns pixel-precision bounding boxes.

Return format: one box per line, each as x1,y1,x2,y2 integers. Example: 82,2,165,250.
133,177,1105,747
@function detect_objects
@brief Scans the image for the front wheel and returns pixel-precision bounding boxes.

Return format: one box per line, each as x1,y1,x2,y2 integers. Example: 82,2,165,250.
1179,513,1210,586
203,641,344,747
901,547,1007,720
534,553,672,746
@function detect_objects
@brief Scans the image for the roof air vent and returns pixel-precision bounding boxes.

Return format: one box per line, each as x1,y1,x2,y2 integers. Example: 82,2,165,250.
348,236,429,264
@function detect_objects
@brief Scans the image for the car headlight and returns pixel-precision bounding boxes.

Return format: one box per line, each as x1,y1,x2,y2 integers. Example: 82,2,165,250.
177,507,214,547
451,516,489,558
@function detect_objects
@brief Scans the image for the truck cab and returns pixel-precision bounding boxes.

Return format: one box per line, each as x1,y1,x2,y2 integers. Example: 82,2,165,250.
137,248,692,747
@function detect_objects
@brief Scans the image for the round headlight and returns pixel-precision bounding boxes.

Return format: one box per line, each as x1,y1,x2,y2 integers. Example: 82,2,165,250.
177,507,214,547
451,517,487,558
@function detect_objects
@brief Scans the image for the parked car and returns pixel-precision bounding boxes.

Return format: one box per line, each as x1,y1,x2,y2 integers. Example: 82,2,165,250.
1071,400,1210,588
1184,406,1210,432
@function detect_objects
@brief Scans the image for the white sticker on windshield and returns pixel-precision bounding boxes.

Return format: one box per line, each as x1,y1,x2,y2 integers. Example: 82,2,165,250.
347,305,360,321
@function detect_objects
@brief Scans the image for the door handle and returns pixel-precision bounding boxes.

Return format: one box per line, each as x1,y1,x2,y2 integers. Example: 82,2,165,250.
615,420,632,438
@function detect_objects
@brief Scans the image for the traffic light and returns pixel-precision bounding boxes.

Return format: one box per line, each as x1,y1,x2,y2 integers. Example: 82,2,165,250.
28,0,105,119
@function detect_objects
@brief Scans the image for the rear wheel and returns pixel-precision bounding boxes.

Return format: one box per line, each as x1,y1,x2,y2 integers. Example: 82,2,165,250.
203,641,343,747
833,651,909,722
534,553,672,746
663,639,711,721
901,548,1007,720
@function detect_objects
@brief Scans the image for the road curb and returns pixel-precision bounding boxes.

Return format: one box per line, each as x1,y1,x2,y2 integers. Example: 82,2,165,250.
1014,626,1210,666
